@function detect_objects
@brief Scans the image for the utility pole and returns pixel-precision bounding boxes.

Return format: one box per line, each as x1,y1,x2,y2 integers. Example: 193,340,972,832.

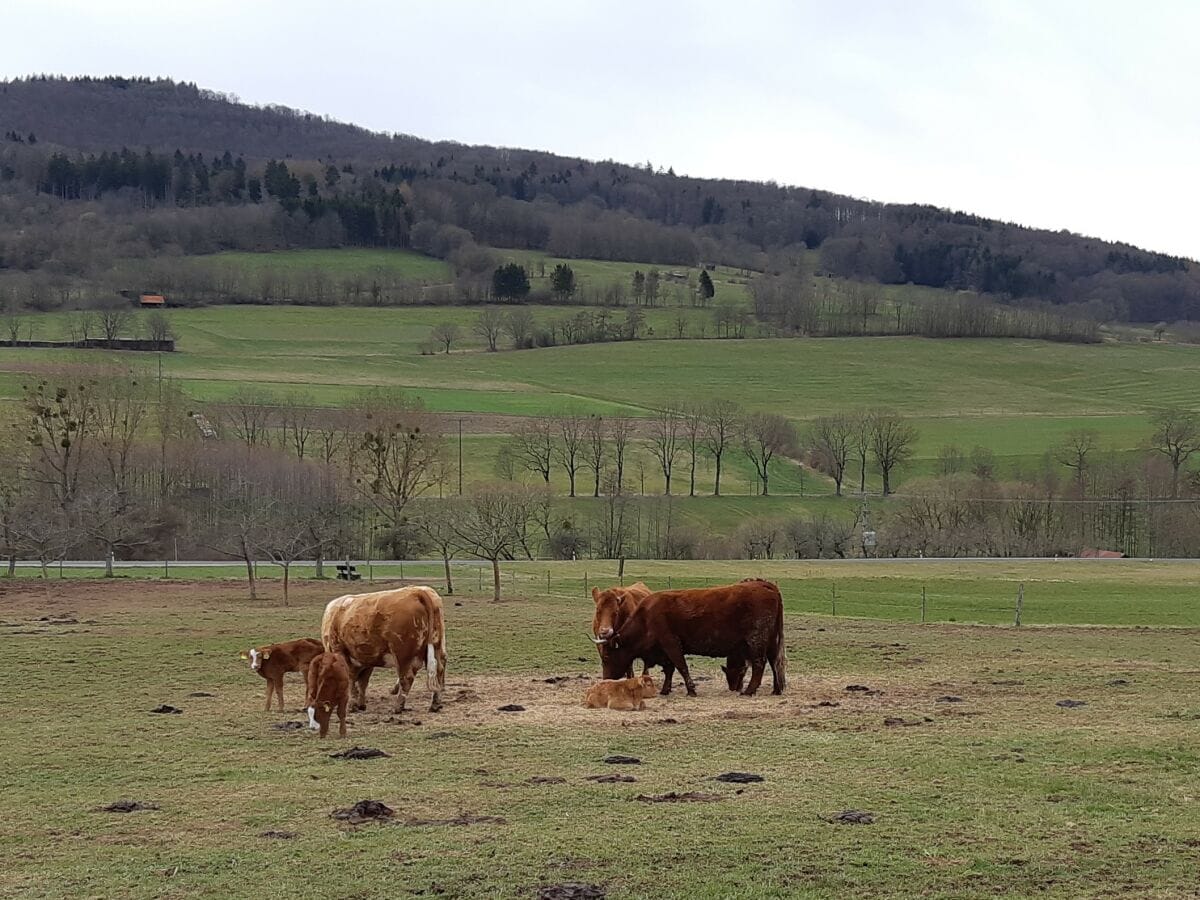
458,418,463,495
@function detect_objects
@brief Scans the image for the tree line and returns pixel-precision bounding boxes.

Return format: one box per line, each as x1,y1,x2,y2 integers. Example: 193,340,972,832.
2,76,1199,324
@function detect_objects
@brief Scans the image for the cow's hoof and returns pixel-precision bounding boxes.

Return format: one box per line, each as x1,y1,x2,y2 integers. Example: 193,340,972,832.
659,689,671,697
354,703,366,712
685,690,698,698
429,701,443,713
740,690,757,697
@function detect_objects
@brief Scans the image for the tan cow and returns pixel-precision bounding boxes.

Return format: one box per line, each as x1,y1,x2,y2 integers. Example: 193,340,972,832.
583,674,657,710
305,652,351,738
321,586,447,714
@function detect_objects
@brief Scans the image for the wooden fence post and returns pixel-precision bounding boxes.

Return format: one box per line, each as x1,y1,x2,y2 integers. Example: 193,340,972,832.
1014,583,1024,627
831,582,837,616
921,586,926,624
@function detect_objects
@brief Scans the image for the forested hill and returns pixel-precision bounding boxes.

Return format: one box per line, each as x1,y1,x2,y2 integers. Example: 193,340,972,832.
2,75,1199,323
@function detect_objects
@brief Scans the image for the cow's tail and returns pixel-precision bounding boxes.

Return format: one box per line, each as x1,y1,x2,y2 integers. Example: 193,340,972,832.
771,586,787,692
423,588,446,693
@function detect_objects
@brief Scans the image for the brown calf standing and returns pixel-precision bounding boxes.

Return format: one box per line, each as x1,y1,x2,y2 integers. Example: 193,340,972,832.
583,674,657,711
240,638,323,711
304,652,351,738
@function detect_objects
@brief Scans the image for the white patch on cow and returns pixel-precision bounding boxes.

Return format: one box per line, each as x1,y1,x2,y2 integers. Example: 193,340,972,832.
382,652,397,668
249,648,260,671
426,643,437,684
306,706,318,730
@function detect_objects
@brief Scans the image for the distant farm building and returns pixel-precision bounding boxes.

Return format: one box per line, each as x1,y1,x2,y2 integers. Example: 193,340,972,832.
1079,548,1125,559
139,293,167,307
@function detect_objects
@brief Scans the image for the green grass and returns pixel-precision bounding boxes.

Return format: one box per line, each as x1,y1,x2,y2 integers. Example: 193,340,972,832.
193,248,454,282
4,565,1200,898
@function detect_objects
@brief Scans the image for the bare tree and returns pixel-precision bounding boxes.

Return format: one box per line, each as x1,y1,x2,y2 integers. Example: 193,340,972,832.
553,411,586,497
68,308,96,342
809,413,854,496
0,424,29,575
95,299,133,341
413,499,463,594
682,404,705,496
279,394,316,459
648,404,683,494
12,498,73,580
504,308,535,349
351,389,444,543
473,308,504,352
74,487,156,577
448,482,535,601
4,295,22,345
870,411,919,496
741,412,797,496
701,399,739,496
594,470,633,560
21,375,98,508
608,417,634,494
144,310,174,343
430,322,461,354
583,415,606,497
507,419,555,483
1150,409,1200,498
851,411,871,492
220,387,276,448
1054,428,1099,497
256,498,319,607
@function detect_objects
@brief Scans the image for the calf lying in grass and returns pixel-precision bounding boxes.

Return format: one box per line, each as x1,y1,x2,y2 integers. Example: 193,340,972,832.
583,674,657,711
240,638,323,711
305,652,351,738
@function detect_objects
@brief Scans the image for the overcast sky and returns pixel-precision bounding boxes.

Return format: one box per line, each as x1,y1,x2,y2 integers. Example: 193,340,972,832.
6,0,1197,259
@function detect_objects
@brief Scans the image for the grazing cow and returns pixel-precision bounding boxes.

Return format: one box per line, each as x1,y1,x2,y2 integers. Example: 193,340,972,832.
601,580,787,697
583,674,657,710
305,652,351,738
590,582,652,678
321,586,447,713
239,638,323,711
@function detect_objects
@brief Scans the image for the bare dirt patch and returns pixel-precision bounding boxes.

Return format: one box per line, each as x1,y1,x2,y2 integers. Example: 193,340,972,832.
331,800,394,824
635,792,722,803
98,800,159,813
537,884,606,900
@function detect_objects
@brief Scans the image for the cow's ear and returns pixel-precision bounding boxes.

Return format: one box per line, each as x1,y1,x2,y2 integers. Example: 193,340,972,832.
261,650,271,660
609,634,621,650
591,587,600,604
239,650,249,660
323,702,332,712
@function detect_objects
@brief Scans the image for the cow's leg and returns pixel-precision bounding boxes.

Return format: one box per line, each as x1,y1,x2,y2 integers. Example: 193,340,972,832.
390,645,416,713
742,657,767,696
263,678,274,711
275,676,286,711
659,662,676,695
660,639,695,696
337,698,348,737
429,646,446,712
352,667,372,711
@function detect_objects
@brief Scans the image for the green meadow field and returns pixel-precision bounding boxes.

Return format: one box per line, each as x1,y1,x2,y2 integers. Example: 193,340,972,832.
4,561,1200,898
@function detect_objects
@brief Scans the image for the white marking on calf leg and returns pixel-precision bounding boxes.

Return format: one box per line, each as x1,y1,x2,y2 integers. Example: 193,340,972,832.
307,706,318,730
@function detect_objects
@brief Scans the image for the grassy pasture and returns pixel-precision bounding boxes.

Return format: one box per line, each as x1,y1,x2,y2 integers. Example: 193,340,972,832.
200,248,454,282
3,564,1200,898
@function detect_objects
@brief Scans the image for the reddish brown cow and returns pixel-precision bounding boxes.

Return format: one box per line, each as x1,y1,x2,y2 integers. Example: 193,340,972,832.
602,580,787,696
240,638,323,711
321,586,447,713
304,652,351,737
590,582,652,678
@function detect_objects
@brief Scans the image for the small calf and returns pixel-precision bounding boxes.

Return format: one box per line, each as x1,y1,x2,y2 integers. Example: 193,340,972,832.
305,652,351,738
240,638,323,711
583,674,657,711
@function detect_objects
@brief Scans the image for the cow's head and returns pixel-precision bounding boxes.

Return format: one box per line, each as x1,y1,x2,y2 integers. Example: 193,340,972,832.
721,660,747,692
239,647,271,672
599,630,635,680
307,701,334,736
638,673,657,698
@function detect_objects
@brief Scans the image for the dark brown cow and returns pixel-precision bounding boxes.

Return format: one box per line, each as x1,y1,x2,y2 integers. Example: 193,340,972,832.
590,582,652,678
601,580,787,696
240,638,323,711
321,586,447,713
304,652,351,738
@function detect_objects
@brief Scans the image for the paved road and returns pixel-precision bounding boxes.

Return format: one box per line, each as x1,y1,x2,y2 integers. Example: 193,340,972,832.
9,557,1193,568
